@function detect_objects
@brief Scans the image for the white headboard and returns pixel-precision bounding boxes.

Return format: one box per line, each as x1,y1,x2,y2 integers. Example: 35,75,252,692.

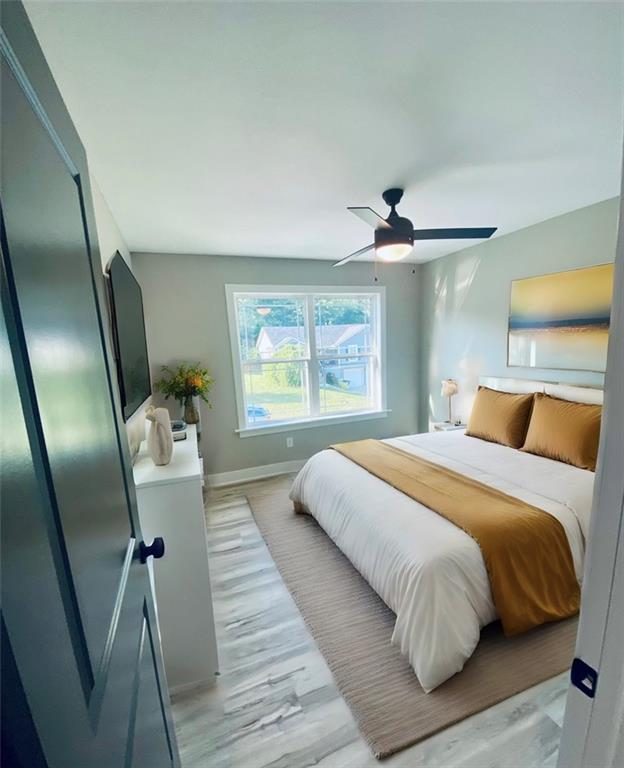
478,376,603,405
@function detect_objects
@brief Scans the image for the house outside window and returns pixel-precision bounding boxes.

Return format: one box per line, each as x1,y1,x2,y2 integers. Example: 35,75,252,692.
225,285,387,435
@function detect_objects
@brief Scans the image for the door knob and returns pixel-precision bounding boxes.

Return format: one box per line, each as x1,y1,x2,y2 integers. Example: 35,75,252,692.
139,537,165,564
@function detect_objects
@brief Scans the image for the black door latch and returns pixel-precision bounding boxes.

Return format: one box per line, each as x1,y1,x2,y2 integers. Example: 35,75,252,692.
571,657,598,699
139,537,165,564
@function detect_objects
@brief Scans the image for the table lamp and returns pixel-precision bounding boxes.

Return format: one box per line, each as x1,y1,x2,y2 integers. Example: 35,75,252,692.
440,379,458,423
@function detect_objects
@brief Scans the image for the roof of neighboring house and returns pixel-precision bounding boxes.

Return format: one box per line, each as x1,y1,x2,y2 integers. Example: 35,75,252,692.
257,324,367,350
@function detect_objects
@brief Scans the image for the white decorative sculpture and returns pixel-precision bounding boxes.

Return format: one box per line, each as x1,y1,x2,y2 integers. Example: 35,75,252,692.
145,406,174,466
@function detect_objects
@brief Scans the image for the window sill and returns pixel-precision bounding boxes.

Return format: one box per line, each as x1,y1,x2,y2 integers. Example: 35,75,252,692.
235,409,392,438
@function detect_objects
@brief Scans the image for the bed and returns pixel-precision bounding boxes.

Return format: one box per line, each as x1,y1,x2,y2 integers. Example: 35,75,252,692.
289,378,600,692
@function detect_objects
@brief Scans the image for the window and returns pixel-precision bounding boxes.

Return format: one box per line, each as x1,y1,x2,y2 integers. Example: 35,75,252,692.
226,286,386,434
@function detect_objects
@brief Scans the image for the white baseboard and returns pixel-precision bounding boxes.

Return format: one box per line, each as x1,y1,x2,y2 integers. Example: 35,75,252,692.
206,459,305,488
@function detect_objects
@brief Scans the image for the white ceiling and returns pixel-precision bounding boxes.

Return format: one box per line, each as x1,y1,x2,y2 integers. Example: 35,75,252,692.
25,1,623,263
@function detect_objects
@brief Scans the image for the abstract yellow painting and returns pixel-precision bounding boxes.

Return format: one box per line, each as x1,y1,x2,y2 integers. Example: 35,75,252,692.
508,263,614,372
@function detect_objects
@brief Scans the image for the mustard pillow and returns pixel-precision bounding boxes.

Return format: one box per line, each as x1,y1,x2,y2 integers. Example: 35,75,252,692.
465,386,535,448
521,393,601,471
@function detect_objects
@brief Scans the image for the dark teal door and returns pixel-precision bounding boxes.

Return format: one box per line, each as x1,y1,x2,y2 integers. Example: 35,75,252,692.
0,5,180,766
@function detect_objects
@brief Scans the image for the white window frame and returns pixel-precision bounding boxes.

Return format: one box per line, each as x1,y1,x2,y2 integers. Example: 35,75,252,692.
225,285,388,437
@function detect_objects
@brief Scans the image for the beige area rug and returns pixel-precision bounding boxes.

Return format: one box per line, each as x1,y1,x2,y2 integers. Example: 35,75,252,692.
245,475,578,760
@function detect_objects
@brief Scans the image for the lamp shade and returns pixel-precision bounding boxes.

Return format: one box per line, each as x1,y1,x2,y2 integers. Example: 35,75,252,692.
376,242,413,262
441,379,458,398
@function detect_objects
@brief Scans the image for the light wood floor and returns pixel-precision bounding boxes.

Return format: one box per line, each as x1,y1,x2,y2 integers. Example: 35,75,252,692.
171,476,568,768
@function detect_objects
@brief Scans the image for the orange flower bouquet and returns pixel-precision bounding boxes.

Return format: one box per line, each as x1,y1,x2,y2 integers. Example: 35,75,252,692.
154,363,214,424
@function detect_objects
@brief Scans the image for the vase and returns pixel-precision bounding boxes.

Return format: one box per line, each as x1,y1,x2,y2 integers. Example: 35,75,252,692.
184,395,199,424
145,406,174,466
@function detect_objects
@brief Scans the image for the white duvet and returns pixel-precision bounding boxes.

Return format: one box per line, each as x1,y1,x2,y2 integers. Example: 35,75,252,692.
289,430,593,692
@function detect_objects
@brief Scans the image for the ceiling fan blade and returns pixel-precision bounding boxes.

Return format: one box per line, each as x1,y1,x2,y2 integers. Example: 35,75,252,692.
348,207,391,229
333,243,375,267
412,227,497,240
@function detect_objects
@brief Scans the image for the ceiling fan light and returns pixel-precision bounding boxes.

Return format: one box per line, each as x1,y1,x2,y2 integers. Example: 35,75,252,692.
376,242,413,262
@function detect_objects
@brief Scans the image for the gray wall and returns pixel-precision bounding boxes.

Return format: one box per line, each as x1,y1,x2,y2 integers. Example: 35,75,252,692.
418,198,620,430
134,197,619,474
132,254,420,475
88,174,149,456
89,174,132,271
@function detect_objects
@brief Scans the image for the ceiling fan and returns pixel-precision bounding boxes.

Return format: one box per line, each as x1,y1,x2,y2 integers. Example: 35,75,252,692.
334,188,497,267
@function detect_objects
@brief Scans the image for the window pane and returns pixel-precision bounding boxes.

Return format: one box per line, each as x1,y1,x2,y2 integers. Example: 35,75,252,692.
314,296,372,355
243,362,309,424
236,296,307,362
318,357,373,415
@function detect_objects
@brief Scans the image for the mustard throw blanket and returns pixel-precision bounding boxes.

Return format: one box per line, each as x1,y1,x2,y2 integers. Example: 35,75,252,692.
330,439,580,635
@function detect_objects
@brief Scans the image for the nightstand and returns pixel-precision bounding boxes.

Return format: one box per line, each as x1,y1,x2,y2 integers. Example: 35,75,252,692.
432,422,467,432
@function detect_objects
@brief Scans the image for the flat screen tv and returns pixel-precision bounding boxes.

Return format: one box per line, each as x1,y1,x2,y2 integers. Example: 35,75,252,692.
106,252,151,421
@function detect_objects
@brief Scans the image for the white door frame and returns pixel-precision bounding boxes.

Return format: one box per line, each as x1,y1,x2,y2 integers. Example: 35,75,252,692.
557,176,624,764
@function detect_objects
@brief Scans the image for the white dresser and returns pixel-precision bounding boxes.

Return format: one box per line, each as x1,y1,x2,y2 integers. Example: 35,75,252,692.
133,425,218,693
